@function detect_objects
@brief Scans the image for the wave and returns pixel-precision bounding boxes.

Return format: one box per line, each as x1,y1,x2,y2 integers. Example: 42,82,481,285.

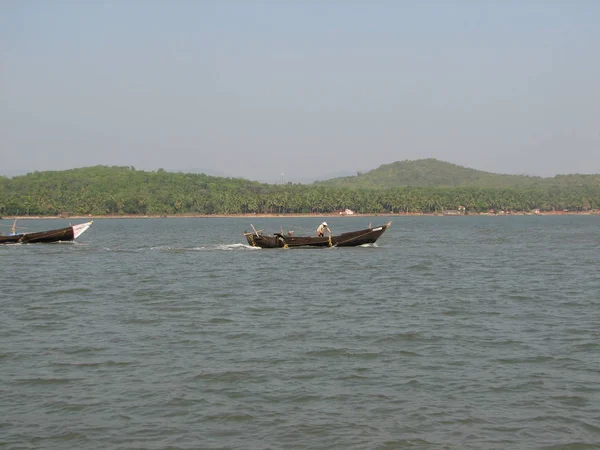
151,243,259,252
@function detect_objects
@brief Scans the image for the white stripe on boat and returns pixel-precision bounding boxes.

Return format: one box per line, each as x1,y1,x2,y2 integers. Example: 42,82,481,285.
72,221,93,240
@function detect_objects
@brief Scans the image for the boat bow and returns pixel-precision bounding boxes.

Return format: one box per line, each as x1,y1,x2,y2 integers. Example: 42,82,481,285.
72,221,93,240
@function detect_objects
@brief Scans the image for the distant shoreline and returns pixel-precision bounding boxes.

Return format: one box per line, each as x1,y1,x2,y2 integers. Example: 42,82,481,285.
2,211,598,220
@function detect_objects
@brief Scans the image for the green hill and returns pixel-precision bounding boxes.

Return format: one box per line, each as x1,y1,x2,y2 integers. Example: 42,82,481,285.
1,163,598,216
314,158,600,189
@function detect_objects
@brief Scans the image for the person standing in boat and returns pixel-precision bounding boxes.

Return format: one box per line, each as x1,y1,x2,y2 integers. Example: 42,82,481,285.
316,221,331,237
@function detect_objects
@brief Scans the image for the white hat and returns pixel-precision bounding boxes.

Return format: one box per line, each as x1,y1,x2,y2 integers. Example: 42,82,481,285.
322,222,327,226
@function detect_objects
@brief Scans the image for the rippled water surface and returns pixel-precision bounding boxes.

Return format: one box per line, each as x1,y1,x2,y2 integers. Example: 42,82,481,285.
1,216,599,449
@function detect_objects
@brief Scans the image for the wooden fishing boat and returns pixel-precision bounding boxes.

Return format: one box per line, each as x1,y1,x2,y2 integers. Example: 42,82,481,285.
244,221,392,248
0,221,93,244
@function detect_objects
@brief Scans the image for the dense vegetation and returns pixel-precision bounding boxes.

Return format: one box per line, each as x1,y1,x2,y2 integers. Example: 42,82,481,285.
316,158,600,189
0,163,599,217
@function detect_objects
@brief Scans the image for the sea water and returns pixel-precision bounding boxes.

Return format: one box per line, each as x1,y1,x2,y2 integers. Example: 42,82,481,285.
1,216,599,449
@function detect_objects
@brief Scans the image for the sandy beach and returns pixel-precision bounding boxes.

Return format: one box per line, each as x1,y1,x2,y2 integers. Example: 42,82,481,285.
2,210,598,221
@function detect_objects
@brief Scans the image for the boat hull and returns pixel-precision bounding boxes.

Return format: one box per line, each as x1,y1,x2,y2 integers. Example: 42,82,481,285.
0,221,93,244
244,221,391,248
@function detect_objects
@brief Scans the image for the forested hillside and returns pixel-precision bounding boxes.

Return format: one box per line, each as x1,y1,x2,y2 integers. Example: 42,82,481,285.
0,164,599,216
316,158,600,189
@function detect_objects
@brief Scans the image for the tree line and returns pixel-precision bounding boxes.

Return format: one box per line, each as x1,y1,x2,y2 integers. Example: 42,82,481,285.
1,166,598,216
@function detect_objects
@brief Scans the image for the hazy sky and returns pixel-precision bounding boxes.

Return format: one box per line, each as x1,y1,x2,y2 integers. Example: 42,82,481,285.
2,1,599,182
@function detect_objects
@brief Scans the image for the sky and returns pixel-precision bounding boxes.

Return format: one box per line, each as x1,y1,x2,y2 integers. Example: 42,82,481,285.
2,1,599,183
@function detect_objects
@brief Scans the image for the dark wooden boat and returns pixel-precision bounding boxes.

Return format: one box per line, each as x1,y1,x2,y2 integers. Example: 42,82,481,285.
0,221,93,244
244,221,392,248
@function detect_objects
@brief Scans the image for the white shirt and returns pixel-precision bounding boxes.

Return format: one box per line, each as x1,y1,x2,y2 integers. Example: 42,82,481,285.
316,223,330,235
